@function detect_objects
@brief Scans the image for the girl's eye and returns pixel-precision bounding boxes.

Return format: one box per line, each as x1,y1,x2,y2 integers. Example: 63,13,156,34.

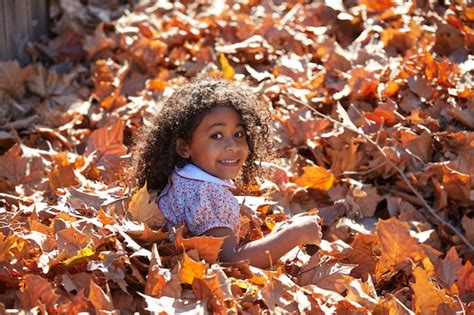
211,133,223,139
234,131,245,138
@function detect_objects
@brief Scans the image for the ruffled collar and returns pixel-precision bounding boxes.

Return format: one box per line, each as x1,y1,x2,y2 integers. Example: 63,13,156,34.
175,163,236,189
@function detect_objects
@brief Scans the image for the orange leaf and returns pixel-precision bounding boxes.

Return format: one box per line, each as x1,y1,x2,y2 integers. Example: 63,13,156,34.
175,226,225,263
48,153,80,193
410,266,455,314
178,251,208,284
359,0,394,12
145,244,171,296
88,280,114,312
457,260,474,296
17,274,60,313
85,120,128,180
127,182,165,229
375,218,440,280
293,165,336,192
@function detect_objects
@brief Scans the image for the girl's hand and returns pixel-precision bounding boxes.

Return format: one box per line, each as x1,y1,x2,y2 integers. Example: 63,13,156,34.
290,215,323,245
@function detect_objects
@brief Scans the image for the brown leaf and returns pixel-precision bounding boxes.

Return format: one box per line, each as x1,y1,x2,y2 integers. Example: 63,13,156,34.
85,120,128,180
375,218,440,280
175,227,225,264
145,244,171,296
26,64,75,98
298,255,356,292
0,61,31,98
457,259,474,296
0,144,49,186
16,274,60,313
399,129,433,163
127,183,164,229
410,266,456,314
88,280,114,312
346,233,380,280
83,22,115,57
48,153,80,193
56,225,92,257
436,247,463,287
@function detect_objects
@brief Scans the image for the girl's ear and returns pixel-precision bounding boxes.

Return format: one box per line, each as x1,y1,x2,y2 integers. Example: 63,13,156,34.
176,138,191,159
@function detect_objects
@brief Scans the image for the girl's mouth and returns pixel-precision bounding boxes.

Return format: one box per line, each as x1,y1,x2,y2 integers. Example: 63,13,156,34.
219,159,240,166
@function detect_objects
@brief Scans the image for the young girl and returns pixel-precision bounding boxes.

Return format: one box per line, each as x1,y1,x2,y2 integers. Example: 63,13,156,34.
131,78,322,268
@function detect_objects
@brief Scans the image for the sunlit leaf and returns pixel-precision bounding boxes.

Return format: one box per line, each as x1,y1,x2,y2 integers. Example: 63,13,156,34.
127,182,165,229
293,165,336,192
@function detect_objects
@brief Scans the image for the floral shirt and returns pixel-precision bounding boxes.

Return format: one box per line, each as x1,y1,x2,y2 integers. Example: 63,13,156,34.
157,163,240,237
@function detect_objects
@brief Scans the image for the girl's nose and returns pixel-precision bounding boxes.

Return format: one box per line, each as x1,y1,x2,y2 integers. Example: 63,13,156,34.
225,136,238,151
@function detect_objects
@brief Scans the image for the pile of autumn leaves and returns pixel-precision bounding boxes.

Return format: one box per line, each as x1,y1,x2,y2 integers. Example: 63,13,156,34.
0,0,474,313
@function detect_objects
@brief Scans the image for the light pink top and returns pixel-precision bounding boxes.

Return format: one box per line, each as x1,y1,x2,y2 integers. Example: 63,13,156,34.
157,163,240,236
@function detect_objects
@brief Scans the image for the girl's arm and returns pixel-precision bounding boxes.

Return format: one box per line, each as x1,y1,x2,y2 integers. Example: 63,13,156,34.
205,215,322,268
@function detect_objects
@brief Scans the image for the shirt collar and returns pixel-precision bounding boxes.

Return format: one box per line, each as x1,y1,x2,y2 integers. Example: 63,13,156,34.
175,163,236,189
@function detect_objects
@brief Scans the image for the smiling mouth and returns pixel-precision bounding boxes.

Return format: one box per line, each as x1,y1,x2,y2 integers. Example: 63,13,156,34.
219,159,240,166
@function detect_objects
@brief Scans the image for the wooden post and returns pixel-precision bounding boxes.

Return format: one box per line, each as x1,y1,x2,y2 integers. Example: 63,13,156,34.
0,0,48,64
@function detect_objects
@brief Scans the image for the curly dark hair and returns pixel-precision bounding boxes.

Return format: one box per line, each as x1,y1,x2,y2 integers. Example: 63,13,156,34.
130,77,274,192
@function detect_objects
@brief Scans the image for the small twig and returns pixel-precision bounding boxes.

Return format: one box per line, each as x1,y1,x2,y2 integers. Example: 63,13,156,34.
284,94,474,252
294,256,330,276
342,161,388,176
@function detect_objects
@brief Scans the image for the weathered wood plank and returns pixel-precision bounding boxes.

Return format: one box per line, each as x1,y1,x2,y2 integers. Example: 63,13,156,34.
0,0,48,63
0,0,7,60
30,0,48,39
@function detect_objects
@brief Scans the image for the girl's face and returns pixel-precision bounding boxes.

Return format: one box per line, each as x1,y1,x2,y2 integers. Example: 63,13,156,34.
176,106,249,180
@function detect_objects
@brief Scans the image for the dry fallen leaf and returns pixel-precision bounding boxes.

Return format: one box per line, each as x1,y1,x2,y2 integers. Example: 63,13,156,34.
127,182,164,229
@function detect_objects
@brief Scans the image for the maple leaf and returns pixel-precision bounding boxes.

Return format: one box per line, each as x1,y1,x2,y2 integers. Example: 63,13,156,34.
83,22,115,57
434,247,463,289
178,251,208,285
85,119,128,181
127,182,164,229
88,280,114,312
410,266,456,314
375,218,441,280
17,274,60,314
145,244,171,296
48,152,80,193
298,255,356,292
0,61,32,98
457,260,474,297
292,165,336,192
175,226,225,264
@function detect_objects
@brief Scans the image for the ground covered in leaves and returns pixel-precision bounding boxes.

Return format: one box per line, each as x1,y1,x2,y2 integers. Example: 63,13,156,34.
0,0,473,313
